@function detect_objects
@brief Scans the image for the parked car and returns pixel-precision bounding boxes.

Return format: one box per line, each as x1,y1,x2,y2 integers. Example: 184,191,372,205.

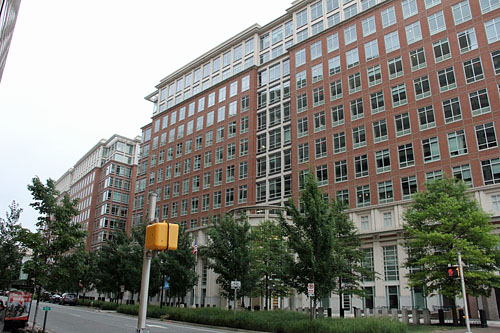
41,292,51,302
60,293,77,305
50,294,61,303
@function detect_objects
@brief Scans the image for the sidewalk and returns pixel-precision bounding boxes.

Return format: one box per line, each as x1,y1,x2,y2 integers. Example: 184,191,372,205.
431,320,500,332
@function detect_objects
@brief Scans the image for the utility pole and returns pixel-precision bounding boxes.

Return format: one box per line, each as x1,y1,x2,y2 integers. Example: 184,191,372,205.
458,251,472,333
137,193,157,333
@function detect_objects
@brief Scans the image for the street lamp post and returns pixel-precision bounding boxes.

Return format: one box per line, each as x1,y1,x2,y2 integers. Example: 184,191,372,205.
136,193,157,333
458,251,472,333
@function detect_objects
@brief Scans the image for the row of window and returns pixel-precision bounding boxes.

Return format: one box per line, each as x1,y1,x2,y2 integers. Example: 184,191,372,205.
143,98,251,160
152,74,250,135
157,185,250,218
298,122,498,169
297,157,500,209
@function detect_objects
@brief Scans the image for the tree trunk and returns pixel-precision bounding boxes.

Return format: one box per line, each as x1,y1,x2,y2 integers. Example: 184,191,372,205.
339,277,344,318
31,285,42,333
265,274,269,310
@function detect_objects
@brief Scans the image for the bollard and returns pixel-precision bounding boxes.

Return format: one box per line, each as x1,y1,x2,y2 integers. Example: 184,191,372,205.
355,307,362,318
318,307,323,318
423,309,431,325
382,307,389,316
479,309,488,328
402,308,409,324
392,308,398,321
328,308,332,317
412,308,419,324
438,309,444,325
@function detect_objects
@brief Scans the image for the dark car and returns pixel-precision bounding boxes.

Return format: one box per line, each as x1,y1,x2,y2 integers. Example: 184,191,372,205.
60,293,77,305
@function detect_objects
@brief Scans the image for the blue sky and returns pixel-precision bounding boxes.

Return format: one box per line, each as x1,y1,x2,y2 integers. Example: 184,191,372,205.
0,0,291,230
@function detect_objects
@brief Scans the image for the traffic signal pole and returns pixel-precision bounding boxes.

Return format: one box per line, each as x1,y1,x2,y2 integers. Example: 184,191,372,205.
137,193,157,333
458,251,472,333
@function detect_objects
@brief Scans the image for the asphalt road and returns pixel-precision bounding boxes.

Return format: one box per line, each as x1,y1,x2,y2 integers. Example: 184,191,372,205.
27,301,256,333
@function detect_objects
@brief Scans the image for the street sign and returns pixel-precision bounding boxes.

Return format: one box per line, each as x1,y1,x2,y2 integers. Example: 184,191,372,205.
307,283,315,297
231,281,241,289
43,306,51,311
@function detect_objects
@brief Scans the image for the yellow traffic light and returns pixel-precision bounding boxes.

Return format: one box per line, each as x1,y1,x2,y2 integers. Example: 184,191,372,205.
145,222,179,251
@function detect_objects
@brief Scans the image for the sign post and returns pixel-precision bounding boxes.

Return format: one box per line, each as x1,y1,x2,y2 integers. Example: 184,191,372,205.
42,307,50,333
308,283,315,320
231,281,241,314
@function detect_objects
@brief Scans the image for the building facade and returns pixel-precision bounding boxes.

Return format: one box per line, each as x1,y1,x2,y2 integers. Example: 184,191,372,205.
0,0,21,83
137,0,500,317
55,134,141,250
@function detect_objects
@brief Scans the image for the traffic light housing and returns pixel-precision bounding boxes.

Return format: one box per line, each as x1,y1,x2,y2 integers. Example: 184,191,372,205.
145,222,179,251
447,266,460,278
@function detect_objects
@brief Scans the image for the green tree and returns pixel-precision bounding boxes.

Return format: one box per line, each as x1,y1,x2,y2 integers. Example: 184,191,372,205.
0,201,24,290
404,176,500,325
252,219,291,310
281,172,368,317
18,177,86,327
48,244,95,295
330,200,373,317
161,226,197,305
94,229,142,301
203,214,257,307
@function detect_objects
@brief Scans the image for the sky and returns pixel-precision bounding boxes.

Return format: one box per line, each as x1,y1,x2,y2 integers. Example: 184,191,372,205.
0,0,292,231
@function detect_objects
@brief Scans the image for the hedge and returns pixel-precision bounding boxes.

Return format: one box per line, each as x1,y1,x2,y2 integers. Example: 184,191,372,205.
115,305,406,333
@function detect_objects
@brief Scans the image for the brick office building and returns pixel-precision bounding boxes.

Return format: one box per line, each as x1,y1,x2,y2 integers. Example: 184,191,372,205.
137,0,500,316
55,135,141,250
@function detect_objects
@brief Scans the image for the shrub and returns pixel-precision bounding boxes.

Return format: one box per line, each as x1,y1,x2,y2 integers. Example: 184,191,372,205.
115,306,406,333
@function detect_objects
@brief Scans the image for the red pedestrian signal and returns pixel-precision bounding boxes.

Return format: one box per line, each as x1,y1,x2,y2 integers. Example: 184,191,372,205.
447,266,460,278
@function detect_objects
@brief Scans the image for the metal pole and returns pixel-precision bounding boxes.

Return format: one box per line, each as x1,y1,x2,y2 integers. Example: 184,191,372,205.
458,251,472,333
160,275,164,309
137,193,157,333
42,310,48,333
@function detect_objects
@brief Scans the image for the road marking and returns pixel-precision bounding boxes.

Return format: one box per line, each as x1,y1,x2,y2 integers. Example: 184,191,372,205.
147,324,169,329
70,314,81,317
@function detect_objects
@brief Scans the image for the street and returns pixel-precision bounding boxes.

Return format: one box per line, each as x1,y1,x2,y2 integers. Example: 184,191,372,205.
27,301,255,333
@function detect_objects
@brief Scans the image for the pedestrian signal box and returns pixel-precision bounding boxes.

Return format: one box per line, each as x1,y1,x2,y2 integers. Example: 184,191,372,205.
145,222,179,251
447,266,460,278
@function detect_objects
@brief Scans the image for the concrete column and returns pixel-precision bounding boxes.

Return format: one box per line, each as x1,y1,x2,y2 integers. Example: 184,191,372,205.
392,308,398,321
402,308,409,324
423,309,431,325
412,308,419,324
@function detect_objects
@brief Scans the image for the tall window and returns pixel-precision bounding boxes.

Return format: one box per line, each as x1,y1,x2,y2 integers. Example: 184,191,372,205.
428,11,446,35
355,155,369,178
405,21,422,44
398,143,415,168
384,31,400,53
482,158,500,185
384,245,399,280
443,97,462,123
422,137,441,162
476,122,498,150
463,57,484,83
448,130,468,156
458,28,478,53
